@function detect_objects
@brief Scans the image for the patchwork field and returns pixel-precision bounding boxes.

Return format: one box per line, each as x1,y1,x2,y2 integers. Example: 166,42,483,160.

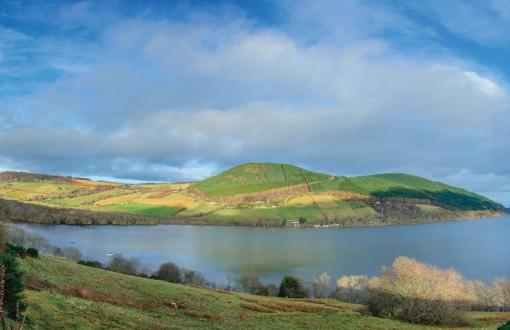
0,163,505,226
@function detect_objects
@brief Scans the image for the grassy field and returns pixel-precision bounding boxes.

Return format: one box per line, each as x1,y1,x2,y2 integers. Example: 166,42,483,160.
105,203,183,217
18,255,510,329
0,163,505,226
194,163,331,196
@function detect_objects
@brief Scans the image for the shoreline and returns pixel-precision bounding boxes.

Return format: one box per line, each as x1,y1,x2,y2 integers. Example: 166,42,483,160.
1,197,506,228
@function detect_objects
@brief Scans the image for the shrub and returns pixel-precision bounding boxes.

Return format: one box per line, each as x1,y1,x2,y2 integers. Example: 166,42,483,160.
278,276,308,298
183,270,207,286
367,256,475,325
155,262,182,283
26,247,38,258
236,273,264,294
5,244,26,258
5,226,50,251
50,246,83,261
259,283,278,297
485,278,510,312
498,321,510,330
311,272,331,298
78,260,103,268
0,252,25,319
59,247,83,262
333,275,369,303
233,273,278,296
107,255,147,276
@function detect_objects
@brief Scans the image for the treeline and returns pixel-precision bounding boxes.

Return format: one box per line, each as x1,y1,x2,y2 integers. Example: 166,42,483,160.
0,198,174,225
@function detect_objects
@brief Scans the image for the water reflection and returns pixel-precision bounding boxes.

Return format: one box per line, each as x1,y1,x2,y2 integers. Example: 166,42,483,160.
11,215,510,284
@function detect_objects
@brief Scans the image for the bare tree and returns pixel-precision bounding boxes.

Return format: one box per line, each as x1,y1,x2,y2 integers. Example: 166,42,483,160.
334,275,369,303
367,256,477,325
311,272,331,298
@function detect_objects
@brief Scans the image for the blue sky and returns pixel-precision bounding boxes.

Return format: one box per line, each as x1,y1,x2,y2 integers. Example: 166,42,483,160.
1,0,510,205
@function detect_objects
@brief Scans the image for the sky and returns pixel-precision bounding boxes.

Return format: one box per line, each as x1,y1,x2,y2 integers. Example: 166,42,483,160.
0,0,509,205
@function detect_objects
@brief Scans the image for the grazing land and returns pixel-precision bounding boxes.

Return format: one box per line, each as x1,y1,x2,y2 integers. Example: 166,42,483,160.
0,163,505,226
18,255,510,329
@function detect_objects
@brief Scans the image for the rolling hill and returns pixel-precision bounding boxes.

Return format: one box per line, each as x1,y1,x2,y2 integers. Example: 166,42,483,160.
0,163,505,226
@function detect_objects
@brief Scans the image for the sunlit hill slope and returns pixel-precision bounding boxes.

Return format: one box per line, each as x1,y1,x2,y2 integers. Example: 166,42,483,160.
0,163,505,226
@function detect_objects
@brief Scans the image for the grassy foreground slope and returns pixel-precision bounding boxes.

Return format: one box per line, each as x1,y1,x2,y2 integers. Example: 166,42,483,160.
19,255,509,329
0,163,505,226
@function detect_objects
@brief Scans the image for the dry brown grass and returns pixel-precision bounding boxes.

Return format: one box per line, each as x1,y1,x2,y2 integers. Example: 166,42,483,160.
240,302,274,313
183,308,223,320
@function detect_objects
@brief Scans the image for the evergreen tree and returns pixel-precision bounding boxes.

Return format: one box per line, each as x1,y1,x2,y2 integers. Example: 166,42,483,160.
278,276,308,298
0,252,25,319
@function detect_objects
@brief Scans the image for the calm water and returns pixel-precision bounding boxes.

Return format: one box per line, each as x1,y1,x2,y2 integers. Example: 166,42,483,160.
11,215,510,285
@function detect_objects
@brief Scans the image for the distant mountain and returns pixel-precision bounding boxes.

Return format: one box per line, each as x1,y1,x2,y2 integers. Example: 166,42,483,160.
0,163,505,227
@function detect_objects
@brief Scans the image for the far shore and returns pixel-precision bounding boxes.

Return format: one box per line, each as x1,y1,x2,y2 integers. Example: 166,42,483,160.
1,197,505,228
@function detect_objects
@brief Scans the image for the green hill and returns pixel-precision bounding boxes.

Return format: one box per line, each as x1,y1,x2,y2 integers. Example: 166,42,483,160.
17,255,508,329
310,173,502,211
0,163,505,227
194,163,503,211
193,162,330,196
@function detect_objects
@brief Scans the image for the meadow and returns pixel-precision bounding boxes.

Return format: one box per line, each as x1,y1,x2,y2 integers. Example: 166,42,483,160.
18,255,510,329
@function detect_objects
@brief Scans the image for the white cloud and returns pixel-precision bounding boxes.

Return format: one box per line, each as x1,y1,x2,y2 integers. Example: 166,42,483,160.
463,71,503,97
1,0,510,204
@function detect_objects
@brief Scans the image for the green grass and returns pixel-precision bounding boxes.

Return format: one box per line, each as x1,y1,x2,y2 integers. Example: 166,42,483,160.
105,203,182,217
205,201,376,223
18,255,509,329
207,205,325,223
310,173,502,211
194,163,330,196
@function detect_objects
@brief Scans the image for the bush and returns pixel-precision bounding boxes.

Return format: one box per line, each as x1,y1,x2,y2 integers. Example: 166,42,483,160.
5,244,26,258
499,321,510,330
333,275,369,303
78,260,103,268
5,226,50,251
278,276,308,298
26,247,39,258
486,278,510,312
183,270,207,286
0,252,25,319
53,247,82,261
258,283,278,296
367,256,475,325
154,262,182,283
107,255,147,276
234,273,278,296
236,273,263,294
311,272,331,298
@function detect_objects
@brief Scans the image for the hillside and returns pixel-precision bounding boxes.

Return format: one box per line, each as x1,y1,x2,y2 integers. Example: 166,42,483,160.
18,255,509,329
0,163,505,226
193,163,331,196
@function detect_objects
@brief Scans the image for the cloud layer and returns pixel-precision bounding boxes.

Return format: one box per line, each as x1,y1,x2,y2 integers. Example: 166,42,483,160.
0,0,509,204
